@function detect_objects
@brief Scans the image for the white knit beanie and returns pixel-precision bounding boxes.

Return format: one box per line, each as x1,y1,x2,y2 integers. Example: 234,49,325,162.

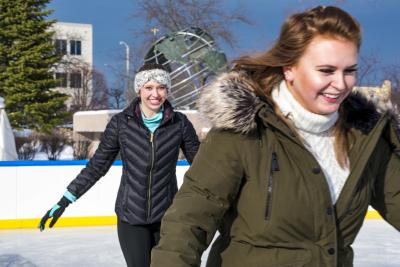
134,67,171,93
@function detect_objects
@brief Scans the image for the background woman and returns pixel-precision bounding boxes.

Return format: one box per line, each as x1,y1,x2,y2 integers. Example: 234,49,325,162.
151,6,400,267
40,63,200,267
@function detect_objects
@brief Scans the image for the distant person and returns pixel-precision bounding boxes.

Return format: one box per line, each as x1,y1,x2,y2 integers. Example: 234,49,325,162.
150,6,400,267
39,63,200,267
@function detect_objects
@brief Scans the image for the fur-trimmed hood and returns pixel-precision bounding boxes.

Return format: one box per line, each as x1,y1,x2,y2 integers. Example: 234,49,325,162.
198,71,399,135
198,72,262,134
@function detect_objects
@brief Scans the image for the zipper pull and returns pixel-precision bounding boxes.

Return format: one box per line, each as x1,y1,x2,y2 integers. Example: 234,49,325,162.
150,133,153,143
271,152,279,172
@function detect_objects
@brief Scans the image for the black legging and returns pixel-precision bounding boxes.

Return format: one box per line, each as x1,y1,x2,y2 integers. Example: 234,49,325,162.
117,219,161,267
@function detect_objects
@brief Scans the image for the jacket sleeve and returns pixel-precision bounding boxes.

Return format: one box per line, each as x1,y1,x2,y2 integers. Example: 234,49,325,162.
371,122,400,230
151,129,244,267
180,114,200,164
67,114,121,199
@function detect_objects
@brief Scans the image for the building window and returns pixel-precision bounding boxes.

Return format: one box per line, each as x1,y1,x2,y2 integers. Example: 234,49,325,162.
70,72,82,88
70,40,82,55
55,39,67,55
55,72,67,88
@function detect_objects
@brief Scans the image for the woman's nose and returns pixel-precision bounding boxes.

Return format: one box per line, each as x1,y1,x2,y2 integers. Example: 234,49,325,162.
332,73,347,91
150,89,159,97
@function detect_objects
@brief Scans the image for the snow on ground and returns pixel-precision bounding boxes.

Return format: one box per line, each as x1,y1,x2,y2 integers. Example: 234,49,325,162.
0,219,399,267
353,220,400,266
33,145,74,160
0,226,124,267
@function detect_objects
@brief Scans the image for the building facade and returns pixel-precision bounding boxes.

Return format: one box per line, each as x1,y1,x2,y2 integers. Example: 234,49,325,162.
51,22,93,110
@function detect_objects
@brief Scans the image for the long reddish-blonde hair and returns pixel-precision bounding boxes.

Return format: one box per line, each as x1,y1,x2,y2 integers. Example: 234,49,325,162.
233,6,361,168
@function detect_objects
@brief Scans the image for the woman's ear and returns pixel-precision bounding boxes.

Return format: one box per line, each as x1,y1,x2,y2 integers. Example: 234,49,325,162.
283,66,294,82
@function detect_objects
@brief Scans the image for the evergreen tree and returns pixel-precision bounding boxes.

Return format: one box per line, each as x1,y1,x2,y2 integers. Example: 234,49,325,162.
0,0,68,133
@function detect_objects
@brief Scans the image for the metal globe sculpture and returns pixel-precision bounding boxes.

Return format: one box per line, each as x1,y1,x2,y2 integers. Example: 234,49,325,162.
144,27,227,109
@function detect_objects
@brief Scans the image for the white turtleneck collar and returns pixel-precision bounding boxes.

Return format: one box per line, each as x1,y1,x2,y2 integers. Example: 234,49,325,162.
271,80,339,134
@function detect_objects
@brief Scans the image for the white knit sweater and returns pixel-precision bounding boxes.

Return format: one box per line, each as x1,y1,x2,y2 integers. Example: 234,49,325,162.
272,81,349,203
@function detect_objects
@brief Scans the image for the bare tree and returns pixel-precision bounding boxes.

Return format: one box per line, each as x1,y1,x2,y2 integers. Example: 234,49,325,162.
73,139,92,160
15,134,39,160
132,0,251,49
103,60,133,107
107,86,126,109
52,31,109,113
90,68,110,110
299,0,347,4
356,53,381,86
39,129,70,160
383,64,400,92
56,58,109,113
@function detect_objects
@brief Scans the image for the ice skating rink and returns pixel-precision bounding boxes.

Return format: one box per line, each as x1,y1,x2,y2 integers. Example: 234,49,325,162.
0,219,399,267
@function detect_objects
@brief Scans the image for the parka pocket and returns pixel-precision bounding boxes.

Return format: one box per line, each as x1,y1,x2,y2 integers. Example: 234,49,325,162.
265,152,279,221
220,240,312,267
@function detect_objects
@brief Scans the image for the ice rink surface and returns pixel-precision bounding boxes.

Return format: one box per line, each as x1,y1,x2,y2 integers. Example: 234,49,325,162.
0,219,399,267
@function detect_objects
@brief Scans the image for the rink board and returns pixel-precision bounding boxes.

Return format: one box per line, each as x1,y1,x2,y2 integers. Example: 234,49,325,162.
0,160,381,229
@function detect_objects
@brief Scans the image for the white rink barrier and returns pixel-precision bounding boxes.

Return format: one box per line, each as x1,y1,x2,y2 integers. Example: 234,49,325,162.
0,160,189,229
0,160,381,229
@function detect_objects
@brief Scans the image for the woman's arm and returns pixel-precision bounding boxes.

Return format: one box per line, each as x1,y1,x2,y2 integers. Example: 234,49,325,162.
151,129,244,266
180,115,200,164
371,122,400,230
67,114,121,199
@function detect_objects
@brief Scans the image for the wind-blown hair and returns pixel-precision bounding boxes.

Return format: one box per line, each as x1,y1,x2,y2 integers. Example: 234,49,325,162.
232,6,362,167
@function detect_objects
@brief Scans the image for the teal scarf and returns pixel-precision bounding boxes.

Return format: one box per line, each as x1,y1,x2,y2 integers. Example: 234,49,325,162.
141,108,163,133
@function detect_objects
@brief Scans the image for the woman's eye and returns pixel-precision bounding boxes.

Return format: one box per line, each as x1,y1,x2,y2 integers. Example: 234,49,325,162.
318,68,335,74
345,68,357,74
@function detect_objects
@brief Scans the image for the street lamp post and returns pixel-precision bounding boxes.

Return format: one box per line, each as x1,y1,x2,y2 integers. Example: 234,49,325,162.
119,41,130,92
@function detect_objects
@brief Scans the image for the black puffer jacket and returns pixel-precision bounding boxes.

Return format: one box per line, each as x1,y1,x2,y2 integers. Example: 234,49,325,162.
67,98,200,225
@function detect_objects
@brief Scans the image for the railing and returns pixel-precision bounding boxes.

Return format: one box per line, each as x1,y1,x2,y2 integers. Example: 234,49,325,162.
0,160,189,229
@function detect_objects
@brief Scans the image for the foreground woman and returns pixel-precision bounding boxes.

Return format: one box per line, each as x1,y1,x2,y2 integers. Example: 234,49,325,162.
151,6,400,267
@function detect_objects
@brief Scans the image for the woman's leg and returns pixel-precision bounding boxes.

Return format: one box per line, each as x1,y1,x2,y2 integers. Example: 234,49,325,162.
150,222,161,247
117,220,153,267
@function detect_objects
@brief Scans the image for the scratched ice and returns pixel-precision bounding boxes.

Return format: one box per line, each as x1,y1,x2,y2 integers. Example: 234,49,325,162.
0,219,399,267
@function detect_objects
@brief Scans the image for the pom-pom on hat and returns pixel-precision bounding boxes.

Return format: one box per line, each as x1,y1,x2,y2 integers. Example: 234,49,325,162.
134,63,171,93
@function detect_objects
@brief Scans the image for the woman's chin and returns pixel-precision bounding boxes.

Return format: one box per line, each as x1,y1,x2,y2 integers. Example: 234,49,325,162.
316,106,340,115
311,99,342,115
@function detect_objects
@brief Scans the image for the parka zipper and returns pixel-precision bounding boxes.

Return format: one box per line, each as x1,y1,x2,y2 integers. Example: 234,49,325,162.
147,133,155,222
265,152,280,221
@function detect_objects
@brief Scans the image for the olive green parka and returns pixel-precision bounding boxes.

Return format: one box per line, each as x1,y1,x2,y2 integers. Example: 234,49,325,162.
151,72,400,267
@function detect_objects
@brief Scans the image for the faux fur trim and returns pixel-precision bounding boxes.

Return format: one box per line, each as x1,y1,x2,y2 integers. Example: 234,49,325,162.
198,72,261,134
198,71,399,134
345,90,400,134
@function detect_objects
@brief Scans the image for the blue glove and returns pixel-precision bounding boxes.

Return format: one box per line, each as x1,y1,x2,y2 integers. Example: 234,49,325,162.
39,191,76,231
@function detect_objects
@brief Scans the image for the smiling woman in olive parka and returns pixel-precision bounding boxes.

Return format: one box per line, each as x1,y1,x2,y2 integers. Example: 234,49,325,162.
151,6,400,267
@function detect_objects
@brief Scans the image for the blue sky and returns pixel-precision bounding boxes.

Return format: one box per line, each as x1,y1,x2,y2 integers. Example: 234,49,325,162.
48,0,400,87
